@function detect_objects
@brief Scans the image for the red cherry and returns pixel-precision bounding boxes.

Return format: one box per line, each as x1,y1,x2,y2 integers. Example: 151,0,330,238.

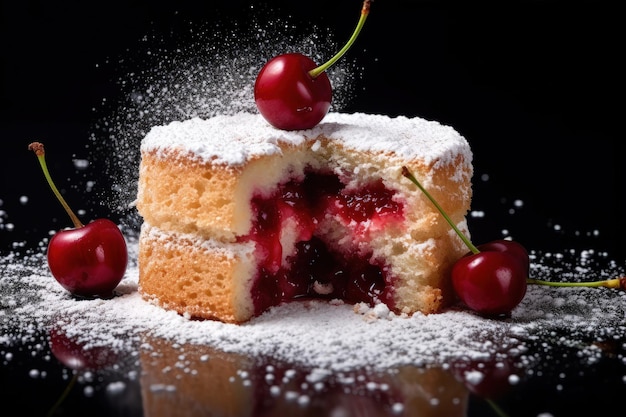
452,250,527,316
401,167,528,316
254,0,371,130
48,219,128,298
476,239,529,273
401,166,626,316
254,53,332,131
29,142,128,298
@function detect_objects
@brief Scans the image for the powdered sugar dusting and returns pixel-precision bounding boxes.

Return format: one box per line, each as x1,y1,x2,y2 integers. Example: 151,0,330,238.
3,4,626,414
2,219,626,416
86,7,361,234
2,240,625,374
141,112,472,168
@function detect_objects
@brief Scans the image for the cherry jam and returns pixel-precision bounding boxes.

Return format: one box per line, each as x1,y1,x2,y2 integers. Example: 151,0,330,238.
243,171,403,315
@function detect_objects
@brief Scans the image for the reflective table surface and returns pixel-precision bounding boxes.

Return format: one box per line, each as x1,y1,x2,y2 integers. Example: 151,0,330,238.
1,1,624,416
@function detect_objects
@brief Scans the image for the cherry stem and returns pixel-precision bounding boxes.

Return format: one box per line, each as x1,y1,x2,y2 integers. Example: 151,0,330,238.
28,142,84,228
527,276,626,290
401,166,626,292
308,0,371,79
402,166,480,254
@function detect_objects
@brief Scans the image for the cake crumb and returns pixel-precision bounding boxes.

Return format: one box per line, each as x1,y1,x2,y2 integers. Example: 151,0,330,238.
354,302,396,322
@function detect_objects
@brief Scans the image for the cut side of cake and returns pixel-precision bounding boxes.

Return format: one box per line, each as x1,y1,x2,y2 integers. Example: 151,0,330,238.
136,112,473,323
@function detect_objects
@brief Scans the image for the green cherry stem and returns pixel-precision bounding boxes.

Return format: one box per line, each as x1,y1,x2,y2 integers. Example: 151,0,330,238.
401,166,479,254
401,166,626,291
527,277,626,289
28,142,84,228
308,0,371,79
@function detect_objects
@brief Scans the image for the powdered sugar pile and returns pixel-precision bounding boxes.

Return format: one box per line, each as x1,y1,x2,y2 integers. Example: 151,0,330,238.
2,240,625,375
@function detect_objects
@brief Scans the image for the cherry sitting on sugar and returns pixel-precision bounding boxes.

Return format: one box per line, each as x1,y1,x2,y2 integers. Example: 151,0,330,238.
47,219,127,297
28,142,127,298
401,166,626,317
254,0,371,130
452,248,527,316
452,239,530,316
401,166,528,316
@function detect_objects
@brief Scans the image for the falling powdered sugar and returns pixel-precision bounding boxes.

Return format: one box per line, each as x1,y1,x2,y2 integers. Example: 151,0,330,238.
85,5,362,234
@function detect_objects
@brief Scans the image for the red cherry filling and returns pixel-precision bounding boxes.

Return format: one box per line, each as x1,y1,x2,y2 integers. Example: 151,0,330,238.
334,179,401,224
242,170,403,315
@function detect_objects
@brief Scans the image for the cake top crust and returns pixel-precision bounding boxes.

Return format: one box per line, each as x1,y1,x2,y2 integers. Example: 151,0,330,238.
141,112,471,166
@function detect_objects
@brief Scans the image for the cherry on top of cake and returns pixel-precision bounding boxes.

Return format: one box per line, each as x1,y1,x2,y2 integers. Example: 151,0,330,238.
140,112,472,168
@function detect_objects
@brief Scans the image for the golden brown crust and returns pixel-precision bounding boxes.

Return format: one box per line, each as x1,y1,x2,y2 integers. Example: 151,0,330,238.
138,224,255,323
137,149,244,241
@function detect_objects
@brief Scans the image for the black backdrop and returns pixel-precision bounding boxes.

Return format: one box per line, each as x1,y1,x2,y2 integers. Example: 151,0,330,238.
1,0,623,261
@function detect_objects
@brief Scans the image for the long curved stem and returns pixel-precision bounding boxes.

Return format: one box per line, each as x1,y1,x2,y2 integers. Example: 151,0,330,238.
402,166,480,254
401,166,626,292
28,142,84,228
527,277,626,289
309,0,371,78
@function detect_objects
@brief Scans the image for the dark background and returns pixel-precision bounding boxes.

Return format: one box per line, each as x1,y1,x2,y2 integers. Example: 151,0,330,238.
1,0,623,261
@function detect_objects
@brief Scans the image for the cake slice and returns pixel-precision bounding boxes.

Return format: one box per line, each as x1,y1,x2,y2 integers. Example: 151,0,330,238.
136,112,473,323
